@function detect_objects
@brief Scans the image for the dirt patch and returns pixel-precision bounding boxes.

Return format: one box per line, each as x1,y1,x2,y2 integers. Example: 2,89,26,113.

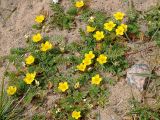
0,0,51,56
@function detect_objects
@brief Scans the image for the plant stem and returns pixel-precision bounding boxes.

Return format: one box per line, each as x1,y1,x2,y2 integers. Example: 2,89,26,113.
125,32,132,43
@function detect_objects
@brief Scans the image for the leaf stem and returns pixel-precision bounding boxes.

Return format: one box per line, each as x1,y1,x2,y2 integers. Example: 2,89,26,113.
125,32,132,43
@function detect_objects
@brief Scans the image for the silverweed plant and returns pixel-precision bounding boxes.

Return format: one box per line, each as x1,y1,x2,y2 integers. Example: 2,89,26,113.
1,0,150,120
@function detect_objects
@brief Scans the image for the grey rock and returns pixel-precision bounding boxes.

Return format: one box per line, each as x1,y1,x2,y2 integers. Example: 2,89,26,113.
126,63,150,91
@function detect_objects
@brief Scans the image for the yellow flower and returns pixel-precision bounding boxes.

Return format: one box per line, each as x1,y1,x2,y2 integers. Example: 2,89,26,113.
113,12,125,20
35,15,45,23
25,55,35,65
75,1,84,8
82,58,92,66
24,72,36,84
86,26,96,33
7,86,17,95
93,31,104,41
116,26,125,36
72,111,81,119
85,51,95,60
97,54,107,64
120,24,127,32
91,74,102,85
32,33,42,42
74,82,80,89
77,63,86,72
40,41,53,52
104,21,116,31
58,82,69,92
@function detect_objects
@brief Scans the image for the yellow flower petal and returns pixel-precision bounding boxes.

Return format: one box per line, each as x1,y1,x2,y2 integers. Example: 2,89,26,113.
23,72,36,84
35,15,45,23
25,55,35,65
40,41,53,52
97,54,107,64
7,86,17,95
93,31,104,41
58,82,69,92
75,1,84,8
32,33,42,42
77,63,86,72
104,21,116,31
116,26,125,36
82,58,92,66
86,26,96,33
85,51,95,60
91,74,102,85
113,12,125,20
120,24,127,32
72,111,81,119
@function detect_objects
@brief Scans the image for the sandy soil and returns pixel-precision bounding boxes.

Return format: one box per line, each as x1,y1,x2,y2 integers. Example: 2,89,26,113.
0,0,159,119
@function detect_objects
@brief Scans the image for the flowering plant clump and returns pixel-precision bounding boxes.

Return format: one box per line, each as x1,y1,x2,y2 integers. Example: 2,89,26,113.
78,9,129,75
2,1,135,120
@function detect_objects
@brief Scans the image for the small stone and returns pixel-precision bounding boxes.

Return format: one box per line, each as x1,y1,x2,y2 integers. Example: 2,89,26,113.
126,63,150,91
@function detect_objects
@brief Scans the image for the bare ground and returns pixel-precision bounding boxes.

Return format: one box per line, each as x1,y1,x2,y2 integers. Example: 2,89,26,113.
0,0,159,119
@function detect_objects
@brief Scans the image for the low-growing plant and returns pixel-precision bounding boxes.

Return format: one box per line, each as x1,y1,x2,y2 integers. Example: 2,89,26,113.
144,5,160,46
127,1,141,39
129,99,160,120
50,3,77,29
1,0,143,119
